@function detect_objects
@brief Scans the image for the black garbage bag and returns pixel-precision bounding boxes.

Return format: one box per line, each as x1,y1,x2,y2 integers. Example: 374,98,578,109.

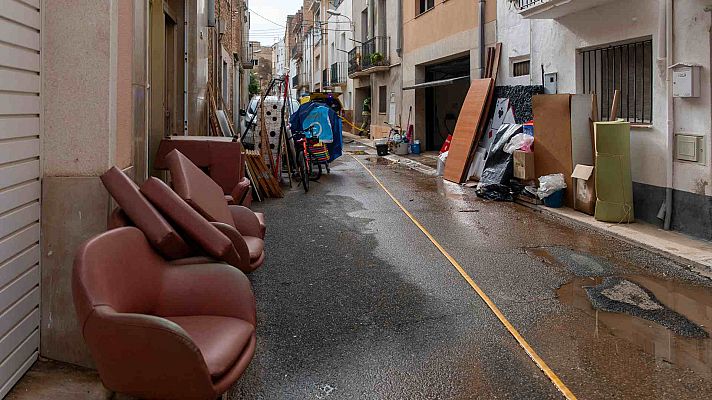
476,124,523,201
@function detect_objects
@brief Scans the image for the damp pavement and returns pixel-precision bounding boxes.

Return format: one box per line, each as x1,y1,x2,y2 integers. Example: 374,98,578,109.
229,144,712,399
6,146,712,400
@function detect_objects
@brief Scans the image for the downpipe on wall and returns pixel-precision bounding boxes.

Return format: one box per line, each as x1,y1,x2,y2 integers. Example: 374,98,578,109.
479,0,486,77
656,0,674,230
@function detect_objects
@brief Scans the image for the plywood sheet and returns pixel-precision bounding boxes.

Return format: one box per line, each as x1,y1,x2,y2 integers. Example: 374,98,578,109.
532,94,575,206
443,78,493,183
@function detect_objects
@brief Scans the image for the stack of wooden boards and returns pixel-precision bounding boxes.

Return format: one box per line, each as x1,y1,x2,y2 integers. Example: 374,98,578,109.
443,43,502,183
244,150,283,198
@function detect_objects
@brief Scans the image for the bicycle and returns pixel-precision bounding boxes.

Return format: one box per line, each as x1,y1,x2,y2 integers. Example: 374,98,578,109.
291,124,329,193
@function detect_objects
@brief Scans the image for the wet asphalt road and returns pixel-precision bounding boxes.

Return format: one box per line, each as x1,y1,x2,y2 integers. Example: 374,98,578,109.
230,145,712,399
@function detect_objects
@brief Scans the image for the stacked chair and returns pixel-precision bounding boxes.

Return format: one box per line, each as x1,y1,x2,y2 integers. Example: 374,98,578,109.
73,150,266,400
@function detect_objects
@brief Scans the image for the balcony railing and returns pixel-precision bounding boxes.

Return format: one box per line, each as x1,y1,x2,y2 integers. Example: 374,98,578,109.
291,42,303,59
348,47,361,76
515,0,544,9
242,41,254,69
362,36,389,70
515,0,617,19
331,62,347,85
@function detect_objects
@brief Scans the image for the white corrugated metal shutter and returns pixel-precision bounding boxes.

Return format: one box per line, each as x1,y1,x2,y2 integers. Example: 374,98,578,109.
0,0,41,397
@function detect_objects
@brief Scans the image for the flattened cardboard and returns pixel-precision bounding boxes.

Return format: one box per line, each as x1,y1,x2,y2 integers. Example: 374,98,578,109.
443,78,494,183
532,94,574,206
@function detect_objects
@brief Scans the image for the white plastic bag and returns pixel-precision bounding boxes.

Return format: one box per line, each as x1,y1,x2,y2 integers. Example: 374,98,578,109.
537,173,567,199
504,133,535,154
436,151,448,176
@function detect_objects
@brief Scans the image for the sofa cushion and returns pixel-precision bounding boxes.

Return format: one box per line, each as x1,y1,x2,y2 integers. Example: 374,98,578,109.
165,150,235,228
165,316,254,379
140,177,242,268
100,167,192,260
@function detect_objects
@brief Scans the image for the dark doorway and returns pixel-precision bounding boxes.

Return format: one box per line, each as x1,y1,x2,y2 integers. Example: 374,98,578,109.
424,56,470,151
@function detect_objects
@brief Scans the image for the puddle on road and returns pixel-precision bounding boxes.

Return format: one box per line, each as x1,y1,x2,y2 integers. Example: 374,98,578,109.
558,275,712,377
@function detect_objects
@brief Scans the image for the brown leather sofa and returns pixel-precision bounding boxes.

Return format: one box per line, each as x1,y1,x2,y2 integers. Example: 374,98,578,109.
165,149,266,239
140,177,258,273
73,227,256,400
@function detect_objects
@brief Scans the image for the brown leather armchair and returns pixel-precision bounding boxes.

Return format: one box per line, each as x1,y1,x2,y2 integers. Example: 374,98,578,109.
73,227,256,400
140,177,257,273
165,149,266,239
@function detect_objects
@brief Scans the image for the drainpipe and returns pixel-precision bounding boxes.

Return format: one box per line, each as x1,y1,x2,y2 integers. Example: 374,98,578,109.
479,0,486,78
663,0,674,230
396,0,403,57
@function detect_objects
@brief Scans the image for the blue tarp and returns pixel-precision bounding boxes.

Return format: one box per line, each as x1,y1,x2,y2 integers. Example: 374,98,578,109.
289,102,343,162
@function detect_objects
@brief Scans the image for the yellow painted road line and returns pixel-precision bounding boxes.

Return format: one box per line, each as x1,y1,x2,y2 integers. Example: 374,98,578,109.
351,155,577,400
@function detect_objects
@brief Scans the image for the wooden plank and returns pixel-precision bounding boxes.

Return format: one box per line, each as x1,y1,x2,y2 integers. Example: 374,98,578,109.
0,181,40,214
0,138,39,164
0,329,38,395
0,288,39,345
0,69,39,93
443,78,493,183
609,89,620,121
0,245,38,290
0,0,41,30
0,20,40,51
0,116,39,140
0,203,38,238
491,43,502,81
0,160,40,191
0,43,39,72
0,94,39,115
533,94,575,206
0,224,39,265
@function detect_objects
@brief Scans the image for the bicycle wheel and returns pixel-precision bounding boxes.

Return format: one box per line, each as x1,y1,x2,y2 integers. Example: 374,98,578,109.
310,163,322,181
297,151,309,193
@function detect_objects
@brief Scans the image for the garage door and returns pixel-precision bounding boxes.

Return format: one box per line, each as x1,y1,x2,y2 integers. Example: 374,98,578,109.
0,0,41,397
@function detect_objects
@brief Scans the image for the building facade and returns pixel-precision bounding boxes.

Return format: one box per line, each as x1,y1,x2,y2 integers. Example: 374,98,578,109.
497,0,712,239
0,2,253,396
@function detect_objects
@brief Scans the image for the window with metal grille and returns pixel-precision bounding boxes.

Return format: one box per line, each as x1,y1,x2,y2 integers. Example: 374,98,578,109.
418,0,435,15
580,38,653,124
512,60,530,77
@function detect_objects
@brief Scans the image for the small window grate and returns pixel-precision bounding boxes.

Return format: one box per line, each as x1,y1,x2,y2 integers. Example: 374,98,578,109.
580,38,653,124
512,60,530,77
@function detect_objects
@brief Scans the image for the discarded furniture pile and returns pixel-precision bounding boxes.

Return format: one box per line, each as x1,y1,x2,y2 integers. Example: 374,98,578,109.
437,44,634,223
73,147,267,399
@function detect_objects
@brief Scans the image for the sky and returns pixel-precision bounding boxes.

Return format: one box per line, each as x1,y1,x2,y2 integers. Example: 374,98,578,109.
248,0,303,46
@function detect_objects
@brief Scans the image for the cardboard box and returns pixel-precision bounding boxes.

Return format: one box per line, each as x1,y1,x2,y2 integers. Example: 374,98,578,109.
513,151,535,180
572,164,596,215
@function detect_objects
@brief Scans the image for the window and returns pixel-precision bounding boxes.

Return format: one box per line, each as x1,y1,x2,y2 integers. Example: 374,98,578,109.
512,59,530,77
252,59,259,66
580,38,653,124
418,0,435,15
378,86,387,114
222,60,228,104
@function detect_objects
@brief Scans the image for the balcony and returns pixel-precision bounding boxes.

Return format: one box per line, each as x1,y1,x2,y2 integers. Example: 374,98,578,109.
348,46,361,77
322,69,329,89
291,42,303,59
241,41,254,69
361,36,390,71
515,0,617,19
331,62,347,86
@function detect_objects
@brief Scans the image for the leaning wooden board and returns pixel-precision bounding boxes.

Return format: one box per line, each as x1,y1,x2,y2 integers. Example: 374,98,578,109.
443,78,494,183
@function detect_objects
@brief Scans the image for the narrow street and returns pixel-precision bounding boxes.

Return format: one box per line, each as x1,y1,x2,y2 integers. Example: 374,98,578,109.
227,143,712,399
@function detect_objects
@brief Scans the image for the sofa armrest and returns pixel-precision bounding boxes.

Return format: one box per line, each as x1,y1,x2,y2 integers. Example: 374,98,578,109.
229,205,264,238
83,306,215,400
156,264,256,325
211,222,250,272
